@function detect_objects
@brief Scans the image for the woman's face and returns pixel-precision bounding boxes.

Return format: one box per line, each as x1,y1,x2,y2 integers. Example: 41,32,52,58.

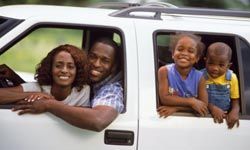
52,51,76,88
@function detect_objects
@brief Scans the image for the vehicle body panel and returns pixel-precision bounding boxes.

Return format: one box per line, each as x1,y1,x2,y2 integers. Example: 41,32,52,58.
0,4,250,150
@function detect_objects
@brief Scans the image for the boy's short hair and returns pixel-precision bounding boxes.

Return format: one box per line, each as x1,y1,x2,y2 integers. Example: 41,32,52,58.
207,42,232,61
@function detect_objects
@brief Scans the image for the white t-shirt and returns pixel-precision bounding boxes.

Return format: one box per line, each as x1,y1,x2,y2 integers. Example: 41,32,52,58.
21,82,90,107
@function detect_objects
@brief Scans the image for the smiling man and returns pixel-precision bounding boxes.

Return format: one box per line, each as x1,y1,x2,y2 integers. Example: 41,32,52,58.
88,38,124,114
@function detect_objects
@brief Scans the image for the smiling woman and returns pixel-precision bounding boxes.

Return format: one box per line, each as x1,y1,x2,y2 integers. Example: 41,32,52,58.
0,44,90,106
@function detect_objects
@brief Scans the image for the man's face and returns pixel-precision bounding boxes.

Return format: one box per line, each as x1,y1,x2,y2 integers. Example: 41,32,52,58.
88,42,115,83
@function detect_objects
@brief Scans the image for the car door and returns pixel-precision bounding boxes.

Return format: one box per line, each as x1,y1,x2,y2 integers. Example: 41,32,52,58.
134,14,250,150
0,15,138,150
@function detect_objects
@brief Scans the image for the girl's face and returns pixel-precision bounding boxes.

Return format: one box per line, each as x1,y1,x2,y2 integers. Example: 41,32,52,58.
172,36,199,69
52,51,76,88
205,52,230,78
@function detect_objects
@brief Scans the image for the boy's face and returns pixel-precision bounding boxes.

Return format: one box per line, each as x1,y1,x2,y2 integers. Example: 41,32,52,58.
172,36,199,69
205,52,230,78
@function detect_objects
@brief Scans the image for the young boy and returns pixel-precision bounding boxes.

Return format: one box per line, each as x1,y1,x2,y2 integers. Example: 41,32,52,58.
203,42,240,129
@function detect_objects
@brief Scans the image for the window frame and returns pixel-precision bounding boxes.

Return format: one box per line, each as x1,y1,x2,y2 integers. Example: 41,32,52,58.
154,29,250,119
0,23,127,112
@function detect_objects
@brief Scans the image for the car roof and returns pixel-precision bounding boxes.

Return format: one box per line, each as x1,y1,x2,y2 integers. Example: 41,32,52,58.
1,4,250,21
0,5,116,20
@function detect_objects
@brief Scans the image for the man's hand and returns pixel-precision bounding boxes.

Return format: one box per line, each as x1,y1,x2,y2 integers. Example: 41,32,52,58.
24,93,54,102
12,99,50,115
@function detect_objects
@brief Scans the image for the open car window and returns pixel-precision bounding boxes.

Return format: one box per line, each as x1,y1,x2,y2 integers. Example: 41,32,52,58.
154,31,250,116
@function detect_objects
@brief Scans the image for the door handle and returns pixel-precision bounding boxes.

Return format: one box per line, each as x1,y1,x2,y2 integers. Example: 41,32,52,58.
104,129,134,145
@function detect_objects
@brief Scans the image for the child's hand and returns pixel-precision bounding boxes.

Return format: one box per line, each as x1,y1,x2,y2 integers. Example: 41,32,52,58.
226,110,240,129
210,105,226,124
190,98,208,117
24,93,54,103
157,106,178,118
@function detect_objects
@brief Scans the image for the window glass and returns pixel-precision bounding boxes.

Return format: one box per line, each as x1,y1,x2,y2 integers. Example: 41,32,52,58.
113,33,121,45
239,38,250,115
0,17,23,38
156,34,173,67
0,18,6,24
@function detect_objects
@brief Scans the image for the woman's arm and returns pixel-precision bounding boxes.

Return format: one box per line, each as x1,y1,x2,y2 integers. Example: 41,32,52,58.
0,85,32,104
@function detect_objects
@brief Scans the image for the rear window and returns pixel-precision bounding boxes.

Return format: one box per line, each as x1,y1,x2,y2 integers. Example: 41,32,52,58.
154,31,250,117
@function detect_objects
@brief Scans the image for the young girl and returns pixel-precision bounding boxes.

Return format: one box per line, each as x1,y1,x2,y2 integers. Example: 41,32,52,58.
158,33,208,117
0,44,90,107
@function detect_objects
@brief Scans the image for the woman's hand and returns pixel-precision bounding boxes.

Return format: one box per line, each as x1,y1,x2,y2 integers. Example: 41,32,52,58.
24,93,54,103
12,99,52,115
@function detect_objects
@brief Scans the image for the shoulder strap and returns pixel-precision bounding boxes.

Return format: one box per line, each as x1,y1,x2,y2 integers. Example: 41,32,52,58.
201,68,208,80
225,70,232,81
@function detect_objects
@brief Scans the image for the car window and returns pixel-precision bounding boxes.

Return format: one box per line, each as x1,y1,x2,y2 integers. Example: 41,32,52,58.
154,31,248,116
0,25,126,112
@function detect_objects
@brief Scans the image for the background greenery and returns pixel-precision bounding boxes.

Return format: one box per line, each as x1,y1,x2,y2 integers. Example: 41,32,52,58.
0,0,250,10
0,28,82,75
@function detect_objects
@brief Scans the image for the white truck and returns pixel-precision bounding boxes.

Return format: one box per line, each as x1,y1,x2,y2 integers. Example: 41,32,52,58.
0,2,250,150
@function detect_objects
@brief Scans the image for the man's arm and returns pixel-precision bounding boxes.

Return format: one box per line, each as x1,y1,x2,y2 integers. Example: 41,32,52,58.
48,101,118,132
13,100,118,132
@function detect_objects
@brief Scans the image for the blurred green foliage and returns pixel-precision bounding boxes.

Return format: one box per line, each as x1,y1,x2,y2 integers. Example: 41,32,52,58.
0,0,250,10
166,0,250,10
0,28,82,73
